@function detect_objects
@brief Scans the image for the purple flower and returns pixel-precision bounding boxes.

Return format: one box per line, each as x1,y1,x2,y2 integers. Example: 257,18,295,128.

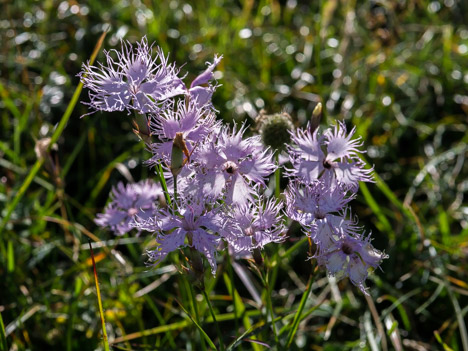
287,122,373,190
188,55,223,107
315,229,387,294
135,202,224,274
147,99,219,166
95,180,163,235
192,124,276,205
285,180,353,226
79,37,185,115
223,196,285,253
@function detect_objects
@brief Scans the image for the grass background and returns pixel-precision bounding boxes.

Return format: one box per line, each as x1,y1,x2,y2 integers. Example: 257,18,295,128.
1,0,468,350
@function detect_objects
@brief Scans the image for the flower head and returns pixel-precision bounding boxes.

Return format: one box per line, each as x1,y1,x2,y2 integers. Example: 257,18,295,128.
135,202,224,274
95,180,163,235
223,196,285,253
315,229,388,294
191,123,276,205
147,100,219,166
287,122,374,190
188,55,223,108
79,37,184,115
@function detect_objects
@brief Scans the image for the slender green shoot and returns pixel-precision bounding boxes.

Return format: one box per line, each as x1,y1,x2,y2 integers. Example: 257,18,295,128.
88,240,110,351
0,311,7,351
286,274,313,348
175,298,217,350
202,289,225,351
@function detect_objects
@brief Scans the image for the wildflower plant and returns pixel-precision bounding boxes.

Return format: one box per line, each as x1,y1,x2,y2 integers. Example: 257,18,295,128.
80,36,387,347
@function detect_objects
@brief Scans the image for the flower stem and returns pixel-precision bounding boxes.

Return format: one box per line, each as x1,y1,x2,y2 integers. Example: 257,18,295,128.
173,174,178,203
202,289,225,351
286,274,313,348
157,163,171,205
275,152,280,199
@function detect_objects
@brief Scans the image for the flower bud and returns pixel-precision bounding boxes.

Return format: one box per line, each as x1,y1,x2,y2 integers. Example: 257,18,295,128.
309,102,322,133
256,110,294,152
171,132,190,176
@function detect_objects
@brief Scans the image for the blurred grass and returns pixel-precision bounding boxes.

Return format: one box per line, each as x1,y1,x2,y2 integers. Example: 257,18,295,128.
1,0,468,350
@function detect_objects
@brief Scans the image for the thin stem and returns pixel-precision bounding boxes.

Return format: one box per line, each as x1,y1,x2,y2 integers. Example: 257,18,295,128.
157,163,171,206
173,174,178,203
263,269,279,344
202,289,225,351
88,240,110,351
286,274,313,348
275,152,280,199
189,284,207,351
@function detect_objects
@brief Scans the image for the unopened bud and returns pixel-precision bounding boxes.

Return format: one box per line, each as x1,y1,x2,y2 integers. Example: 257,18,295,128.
171,133,190,177
310,102,322,133
256,110,294,152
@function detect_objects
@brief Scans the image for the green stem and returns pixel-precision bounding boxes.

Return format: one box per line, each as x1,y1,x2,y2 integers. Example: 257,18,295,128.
0,310,7,351
173,174,178,203
202,289,225,351
190,285,207,351
286,274,313,347
263,270,279,344
157,163,171,206
275,152,280,199
88,240,110,351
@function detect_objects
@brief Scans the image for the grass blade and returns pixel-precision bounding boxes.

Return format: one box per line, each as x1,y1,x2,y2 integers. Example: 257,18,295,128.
88,239,110,351
0,311,7,351
0,30,108,235
286,274,313,348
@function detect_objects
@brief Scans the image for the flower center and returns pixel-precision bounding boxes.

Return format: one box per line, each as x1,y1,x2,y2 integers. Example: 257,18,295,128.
341,243,353,255
223,161,238,174
323,159,332,169
128,208,138,216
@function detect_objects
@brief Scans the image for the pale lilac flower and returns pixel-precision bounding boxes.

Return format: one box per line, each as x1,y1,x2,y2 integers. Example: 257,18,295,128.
315,229,387,294
95,180,163,235
192,124,276,205
188,55,223,107
147,99,219,165
287,122,373,190
285,180,353,226
79,37,184,114
223,196,285,253
136,202,224,274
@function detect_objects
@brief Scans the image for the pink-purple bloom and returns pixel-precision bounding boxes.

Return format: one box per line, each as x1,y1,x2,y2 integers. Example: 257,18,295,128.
287,122,374,190
191,124,276,205
79,37,184,114
223,196,285,253
314,226,388,294
95,180,163,235
135,202,224,275
188,55,223,108
147,100,219,165
83,36,387,295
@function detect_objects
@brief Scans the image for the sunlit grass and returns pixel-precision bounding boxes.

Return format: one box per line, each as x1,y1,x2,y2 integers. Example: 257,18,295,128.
1,0,468,350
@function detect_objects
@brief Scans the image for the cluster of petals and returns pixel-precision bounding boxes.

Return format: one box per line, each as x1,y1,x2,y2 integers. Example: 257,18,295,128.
86,37,387,294
285,123,386,294
134,201,224,275
286,122,374,191
79,37,184,114
222,195,285,254
95,180,163,235
190,124,276,206
147,99,220,165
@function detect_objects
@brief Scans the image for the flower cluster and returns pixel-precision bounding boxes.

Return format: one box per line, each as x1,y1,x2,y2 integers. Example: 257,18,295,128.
285,124,387,293
82,37,386,294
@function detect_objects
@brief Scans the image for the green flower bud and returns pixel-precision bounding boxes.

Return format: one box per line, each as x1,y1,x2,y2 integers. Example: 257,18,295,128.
255,110,294,152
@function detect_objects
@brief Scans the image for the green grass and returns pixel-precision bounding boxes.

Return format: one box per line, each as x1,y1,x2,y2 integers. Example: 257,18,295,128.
1,0,468,350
